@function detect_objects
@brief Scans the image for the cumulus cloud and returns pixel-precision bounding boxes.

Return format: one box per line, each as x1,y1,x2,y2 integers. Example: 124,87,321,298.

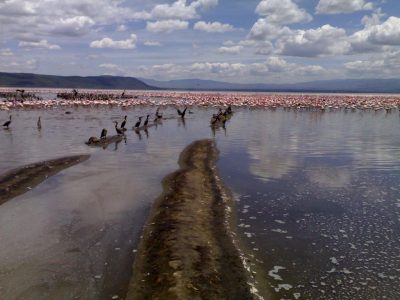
99,63,126,75
348,15,400,54
344,51,400,77
316,0,373,15
0,0,134,41
277,25,351,57
194,21,234,32
139,0,218,21
144,41,162,47
18,39,61,50
218,45,243,54
146,19,189,33
48,16,95,36
248,19,292,41
0,58,37,72
90,34,137,49
255,0,312,25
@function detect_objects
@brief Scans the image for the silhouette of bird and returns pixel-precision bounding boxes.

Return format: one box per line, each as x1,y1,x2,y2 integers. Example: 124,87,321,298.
121,115,127,128
100,128,107,139
37,116,41,129
134,116,142,128
114,121,124,135
3,115,11,129
177,106,187,118
144,114,150,127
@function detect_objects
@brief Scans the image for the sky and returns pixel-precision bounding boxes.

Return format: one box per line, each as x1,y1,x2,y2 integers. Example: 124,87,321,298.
0,0,400,84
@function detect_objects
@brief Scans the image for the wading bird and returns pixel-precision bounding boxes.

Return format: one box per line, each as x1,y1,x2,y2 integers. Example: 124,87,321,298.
100,128,107,139
114,121,124,135
37,116,41,129
3,115,11,129
121,115,127,128
144,114,150,127
134,116,142,129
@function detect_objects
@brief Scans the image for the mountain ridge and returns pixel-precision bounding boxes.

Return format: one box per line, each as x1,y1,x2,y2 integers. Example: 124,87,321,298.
0,72,400,93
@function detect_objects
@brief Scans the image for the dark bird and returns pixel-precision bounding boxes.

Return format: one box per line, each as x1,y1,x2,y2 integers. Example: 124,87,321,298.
100,128,107,139
134,116,142,128
3,115,12,129
121,115,127,128
156,107,162,119
37,116,41,129
144,114,150,127
114,121,124,135
177,106,187,118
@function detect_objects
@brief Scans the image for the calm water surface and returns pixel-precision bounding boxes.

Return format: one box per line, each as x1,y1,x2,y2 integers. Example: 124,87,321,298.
0,106,399,299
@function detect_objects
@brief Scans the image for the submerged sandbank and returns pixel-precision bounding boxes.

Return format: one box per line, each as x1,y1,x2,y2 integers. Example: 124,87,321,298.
0,154,89,205
127,139,256,300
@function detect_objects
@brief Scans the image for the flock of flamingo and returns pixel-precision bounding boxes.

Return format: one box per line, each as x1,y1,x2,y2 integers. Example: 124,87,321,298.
1,88,400,112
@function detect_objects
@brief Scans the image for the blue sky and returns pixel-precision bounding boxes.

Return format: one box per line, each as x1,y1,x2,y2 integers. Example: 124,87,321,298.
1,0,400,83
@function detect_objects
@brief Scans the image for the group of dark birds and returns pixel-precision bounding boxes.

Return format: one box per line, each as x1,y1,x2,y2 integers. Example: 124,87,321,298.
3,105,234,143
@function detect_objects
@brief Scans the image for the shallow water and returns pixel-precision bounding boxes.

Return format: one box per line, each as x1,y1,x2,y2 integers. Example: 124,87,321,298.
217,108,400,299
0,106,400,299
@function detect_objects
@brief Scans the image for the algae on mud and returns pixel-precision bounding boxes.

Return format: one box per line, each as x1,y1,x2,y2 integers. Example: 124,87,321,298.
0,154,89,205
127,139,255,300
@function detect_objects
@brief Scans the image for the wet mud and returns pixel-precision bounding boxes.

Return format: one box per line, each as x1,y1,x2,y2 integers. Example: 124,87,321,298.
0,154,89,205
126,139,255,300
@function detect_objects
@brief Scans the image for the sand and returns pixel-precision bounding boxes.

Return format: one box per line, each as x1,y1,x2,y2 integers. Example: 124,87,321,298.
0,154,89,205
126,139,255,300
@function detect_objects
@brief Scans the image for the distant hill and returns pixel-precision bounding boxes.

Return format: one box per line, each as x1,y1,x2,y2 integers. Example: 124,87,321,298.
141,78,400,93
0,72,154,90
1,72,399,93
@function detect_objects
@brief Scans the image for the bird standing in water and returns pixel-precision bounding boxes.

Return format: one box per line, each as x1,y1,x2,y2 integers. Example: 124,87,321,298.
134,116,142,129
3,115,12,129
121,115,127,128
144,114,150,127
100,128,107,139
114,121,124,135
37,116,41,130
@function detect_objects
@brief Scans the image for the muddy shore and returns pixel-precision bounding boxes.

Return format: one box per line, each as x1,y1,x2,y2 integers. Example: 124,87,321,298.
0,154,89,205
126,139,256,300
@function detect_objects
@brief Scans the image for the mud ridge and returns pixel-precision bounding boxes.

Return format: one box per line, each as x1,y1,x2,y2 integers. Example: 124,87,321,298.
0,154,89,205
126,139,257,300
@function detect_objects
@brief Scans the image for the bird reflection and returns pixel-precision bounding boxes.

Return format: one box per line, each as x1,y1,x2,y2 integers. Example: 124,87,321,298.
135,129,142,140
178,117,186,128
114,136,127,151
144,128,149,139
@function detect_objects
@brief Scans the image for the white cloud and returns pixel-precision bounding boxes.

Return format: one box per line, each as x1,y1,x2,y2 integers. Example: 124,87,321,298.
48,16,95,36
146,19,189,33
255,0,312,24
18,39,61,50
0,58,37,72
116,24,127,32
248,19,292,41
0,48,14,56
278,25,350,57
344,51,400,77
99,63,126,75
144,41,162,46
0,0,135,41
218,45,243,54
316,0,373,15
90,34,137,49
194,21,234,32
349,15,400,53
140,0,218,21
